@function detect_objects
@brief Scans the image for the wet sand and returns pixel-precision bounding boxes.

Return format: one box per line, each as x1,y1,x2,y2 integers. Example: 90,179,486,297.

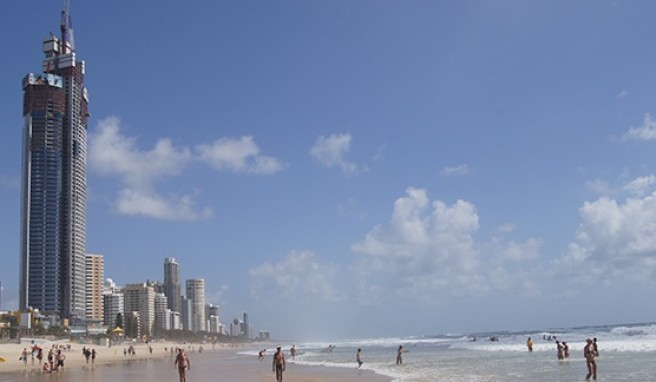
0,341,390,382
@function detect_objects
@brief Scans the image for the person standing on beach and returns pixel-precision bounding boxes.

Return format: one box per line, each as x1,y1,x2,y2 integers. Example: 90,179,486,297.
57,351,66,372
290,345,296,359
526,337,533,352
356,348,363,368
174,348,191,382
272,346,286,382
584,338,597,380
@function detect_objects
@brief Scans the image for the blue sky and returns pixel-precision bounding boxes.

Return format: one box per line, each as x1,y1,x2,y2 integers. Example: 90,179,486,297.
2,0,656,340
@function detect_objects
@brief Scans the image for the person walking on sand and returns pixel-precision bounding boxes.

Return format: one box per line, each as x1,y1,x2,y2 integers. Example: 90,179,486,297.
396,345,407,365
20,348,28,365
174,348,191,382
356,348,363,368
584,338,597,380
526,337,534,352
272,347,286,382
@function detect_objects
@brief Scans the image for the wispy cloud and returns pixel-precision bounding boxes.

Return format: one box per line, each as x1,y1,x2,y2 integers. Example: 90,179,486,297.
0,174,20,189
441,164,470,176
249,250,345,302
310,133,363,174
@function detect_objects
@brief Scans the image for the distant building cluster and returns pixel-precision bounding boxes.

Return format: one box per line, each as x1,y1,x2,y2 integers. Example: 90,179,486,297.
7,3,263,342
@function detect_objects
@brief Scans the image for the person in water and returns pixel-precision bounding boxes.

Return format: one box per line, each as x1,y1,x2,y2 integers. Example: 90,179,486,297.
174,348,191,382
584,338,597,381
356,348,363,368
526,337,534,352
396,345,407,365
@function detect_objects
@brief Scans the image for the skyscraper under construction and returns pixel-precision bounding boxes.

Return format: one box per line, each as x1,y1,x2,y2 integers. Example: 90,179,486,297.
19,1,89,322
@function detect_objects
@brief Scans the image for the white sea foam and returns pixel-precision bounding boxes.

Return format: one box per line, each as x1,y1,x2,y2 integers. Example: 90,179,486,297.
282,322,656,381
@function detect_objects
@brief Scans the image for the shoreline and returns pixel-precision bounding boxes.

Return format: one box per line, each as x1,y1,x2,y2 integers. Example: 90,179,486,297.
0,341,391,382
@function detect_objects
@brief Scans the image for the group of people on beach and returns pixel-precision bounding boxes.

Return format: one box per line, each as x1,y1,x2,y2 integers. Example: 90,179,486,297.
526,336,599,380
82,346,97,364
34,344,68,373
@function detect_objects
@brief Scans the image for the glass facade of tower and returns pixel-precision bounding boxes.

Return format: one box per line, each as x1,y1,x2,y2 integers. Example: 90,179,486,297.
163,257,181,313
19,9,89,321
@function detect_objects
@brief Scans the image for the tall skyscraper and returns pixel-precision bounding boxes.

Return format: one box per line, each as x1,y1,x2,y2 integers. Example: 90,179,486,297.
19,2,89,322
163,257,180,313
185,279,206,332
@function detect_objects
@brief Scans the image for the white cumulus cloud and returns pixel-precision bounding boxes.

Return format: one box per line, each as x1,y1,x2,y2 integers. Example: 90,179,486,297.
556,187,656,282
89,117,211,221
621,113,656,141
351,187,484,297
196,136,286,174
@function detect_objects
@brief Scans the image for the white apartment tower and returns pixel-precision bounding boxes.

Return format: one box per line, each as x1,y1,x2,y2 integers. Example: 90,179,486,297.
185,279,205,332
122,283,155,338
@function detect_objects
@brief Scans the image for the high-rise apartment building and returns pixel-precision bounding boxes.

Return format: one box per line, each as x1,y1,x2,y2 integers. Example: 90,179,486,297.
123,283,155,338
163,257,180,313
85,254,104,321
154,292,170,332
185,279,206,332
19,3,89,321
103,279,124,330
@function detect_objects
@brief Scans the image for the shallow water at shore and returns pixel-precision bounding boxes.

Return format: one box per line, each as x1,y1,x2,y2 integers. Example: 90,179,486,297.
282,322,656,381
0,347,388,382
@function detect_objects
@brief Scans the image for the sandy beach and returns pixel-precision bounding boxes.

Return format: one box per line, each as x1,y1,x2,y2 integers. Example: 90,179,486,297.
0,340,390,381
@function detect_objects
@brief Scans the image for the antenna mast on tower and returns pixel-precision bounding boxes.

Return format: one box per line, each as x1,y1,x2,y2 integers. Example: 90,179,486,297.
60,0,74,53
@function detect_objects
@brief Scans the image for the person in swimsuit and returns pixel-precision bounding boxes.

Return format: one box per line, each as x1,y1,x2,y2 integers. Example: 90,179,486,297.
356,348,363,368
272,347,286,382
584,338,597,380
174,348,191,382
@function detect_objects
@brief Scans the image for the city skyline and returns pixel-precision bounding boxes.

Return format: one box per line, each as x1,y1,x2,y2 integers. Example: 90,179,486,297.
3,1,656,340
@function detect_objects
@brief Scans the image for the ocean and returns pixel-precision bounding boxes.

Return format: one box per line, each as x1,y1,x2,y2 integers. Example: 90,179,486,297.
255,322,656,381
